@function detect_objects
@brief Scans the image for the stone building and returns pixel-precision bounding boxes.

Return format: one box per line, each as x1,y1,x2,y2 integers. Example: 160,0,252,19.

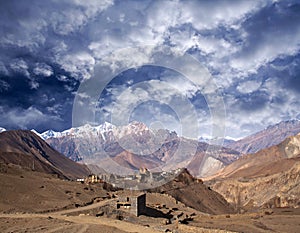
116,193,146,216
85,174,103,183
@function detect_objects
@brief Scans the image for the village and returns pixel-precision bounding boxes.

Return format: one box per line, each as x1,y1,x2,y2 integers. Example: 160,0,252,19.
77,167,184,190
74,167,187,218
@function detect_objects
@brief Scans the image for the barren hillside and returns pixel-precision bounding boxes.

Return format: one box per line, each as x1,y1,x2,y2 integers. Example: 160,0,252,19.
206,134,300,209
150,169,236,215
0,130,90,179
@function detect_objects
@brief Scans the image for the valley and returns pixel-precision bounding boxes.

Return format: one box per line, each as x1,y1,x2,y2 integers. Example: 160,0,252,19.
0,120,300,232
0,162,300,233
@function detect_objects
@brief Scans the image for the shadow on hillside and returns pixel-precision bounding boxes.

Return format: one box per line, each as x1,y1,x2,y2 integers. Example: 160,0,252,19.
143,206,173,219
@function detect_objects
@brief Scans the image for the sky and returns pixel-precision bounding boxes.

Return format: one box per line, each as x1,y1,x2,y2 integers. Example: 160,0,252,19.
0,0,300,139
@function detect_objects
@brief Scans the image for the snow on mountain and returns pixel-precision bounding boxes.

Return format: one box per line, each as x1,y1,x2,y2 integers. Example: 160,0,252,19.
0,127,6,133
198,136,212,144
40,122,116,140
40,129,62,140
40,121,153,140
115,121,150,138
30,129,42,137
95,121,115,132
42,121,240,178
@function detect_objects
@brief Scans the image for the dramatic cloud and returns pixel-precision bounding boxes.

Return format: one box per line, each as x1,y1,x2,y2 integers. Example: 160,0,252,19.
0,106,61,130
0,0,299,138
33,63,53,77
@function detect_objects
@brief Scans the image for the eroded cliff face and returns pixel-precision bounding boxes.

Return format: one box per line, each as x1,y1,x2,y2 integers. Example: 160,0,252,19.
206,134,300,210
209,162,300,210
283,135,300,158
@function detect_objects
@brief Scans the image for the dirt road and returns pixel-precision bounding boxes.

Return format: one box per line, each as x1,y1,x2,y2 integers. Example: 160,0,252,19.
0,199,162,233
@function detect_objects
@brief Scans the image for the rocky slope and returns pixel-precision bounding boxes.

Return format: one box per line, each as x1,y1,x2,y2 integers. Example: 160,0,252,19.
0,130,90,179
44,122,240,177
226,120,300,154
150,168,235,215
206,133,300,210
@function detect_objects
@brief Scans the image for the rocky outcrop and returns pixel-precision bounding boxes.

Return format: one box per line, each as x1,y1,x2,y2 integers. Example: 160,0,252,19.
206,133,300,210
150,169,236,215
209,161,300,210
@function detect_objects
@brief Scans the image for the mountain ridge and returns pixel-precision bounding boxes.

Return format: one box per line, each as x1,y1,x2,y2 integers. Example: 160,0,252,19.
41,122,239,178
0,130,90,179
206,133,300,209
226,119,300,154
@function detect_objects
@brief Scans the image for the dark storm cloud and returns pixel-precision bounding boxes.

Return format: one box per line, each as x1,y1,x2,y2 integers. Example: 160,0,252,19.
0,0,113,131
0,70,78,132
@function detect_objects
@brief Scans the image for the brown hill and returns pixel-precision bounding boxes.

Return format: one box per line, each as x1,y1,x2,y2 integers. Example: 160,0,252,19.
208,133,300,179
150,168,235,215
206,134,300,210
0,130,90,179
112,150,162,170
0,162,107,213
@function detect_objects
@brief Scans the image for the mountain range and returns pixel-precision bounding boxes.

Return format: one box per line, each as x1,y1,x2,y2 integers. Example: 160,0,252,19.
1,119,300,211
39,121,240,178
225,120,300,154
23,119,300,177
1,119,300,179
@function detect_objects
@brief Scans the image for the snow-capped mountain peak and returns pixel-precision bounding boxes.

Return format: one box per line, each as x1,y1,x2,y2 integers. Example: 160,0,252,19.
40,122,117,140
0,127,6,133
30,129,42,137
40,129,61,140
95,121,115,132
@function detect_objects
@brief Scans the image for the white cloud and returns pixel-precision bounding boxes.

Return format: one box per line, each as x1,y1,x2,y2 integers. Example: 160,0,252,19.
46,104,63,115
160,71,199,98
97,46,154,72
100,79,204,138
230,33,300,73
237,80,262,94
223,75,300,138
50,0,114,35
33,63,53,77
0,15,47,53
10,59,30,77
57,75,68,82
58,52,95,81
178,1,266,30
9,59,42,89
2,106,60,129
28,80,39,90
